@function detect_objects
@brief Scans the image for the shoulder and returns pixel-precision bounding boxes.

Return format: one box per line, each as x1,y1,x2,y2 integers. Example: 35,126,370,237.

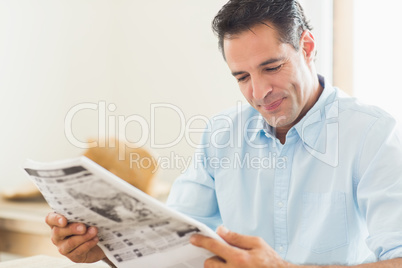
334,88,401,173
333,87,397,131
197,104,260,153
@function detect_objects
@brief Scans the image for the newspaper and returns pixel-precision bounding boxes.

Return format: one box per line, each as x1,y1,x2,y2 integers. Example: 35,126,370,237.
23,156,220,268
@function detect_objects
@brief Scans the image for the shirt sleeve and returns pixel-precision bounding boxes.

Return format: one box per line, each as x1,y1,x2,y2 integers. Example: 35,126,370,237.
165,127,222,231
356,115,402,260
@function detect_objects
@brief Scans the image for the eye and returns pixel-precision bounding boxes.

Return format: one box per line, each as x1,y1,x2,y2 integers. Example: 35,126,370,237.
237,75,249,83
265,64,283,72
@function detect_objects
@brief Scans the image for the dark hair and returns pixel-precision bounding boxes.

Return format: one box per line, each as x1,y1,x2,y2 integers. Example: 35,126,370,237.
212,0,313,57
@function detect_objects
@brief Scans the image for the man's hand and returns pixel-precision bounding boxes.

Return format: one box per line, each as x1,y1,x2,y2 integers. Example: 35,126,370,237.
45,212,106,263
190,226,295,268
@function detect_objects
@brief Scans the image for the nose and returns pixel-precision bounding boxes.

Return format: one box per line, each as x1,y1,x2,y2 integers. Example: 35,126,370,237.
251,76,272,100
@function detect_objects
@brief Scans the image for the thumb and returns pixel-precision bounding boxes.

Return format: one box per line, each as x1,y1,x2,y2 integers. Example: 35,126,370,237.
217,225,262,249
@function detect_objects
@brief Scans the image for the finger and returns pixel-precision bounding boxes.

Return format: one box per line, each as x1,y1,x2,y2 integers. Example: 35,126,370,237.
217,226,264,249
46,212,68,228
204,255,226,268
190,234,240,260
58,226,99,256
52,223,90,243
66,237,103,263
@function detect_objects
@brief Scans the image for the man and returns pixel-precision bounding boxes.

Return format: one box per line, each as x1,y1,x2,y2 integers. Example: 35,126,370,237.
46,0,402,267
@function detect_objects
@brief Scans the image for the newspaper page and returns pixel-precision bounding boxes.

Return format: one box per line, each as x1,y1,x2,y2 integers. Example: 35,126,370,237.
23,156,221,268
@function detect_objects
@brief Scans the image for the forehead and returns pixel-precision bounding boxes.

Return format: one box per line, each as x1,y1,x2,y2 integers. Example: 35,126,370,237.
223,23,290,68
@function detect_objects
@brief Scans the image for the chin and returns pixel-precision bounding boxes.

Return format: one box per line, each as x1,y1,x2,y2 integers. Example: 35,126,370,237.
260,111,287,125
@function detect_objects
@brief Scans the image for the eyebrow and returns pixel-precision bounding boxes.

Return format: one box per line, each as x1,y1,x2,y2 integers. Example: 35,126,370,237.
231,57,285,77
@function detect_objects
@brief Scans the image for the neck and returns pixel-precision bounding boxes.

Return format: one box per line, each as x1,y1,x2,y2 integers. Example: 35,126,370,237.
275,74,323,144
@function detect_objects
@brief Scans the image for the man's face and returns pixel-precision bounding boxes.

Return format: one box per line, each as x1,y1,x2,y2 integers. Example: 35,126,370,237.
224,23,315,130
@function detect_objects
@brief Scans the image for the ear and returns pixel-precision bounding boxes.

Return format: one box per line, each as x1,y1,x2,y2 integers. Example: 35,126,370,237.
300,30,316,63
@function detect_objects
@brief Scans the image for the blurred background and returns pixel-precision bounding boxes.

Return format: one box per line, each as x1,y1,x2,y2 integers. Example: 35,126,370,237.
0,0,401,263
0,0,336,192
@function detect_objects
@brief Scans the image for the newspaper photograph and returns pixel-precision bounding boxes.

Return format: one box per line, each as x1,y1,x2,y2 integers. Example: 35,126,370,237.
23,156,221,268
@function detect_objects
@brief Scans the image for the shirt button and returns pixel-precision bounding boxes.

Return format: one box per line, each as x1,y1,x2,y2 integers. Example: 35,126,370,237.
278,201,284,208
279,246,284,252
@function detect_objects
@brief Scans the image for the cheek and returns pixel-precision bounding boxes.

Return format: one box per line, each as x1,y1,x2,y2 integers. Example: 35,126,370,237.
239,84,253,99
284,91,304,120
289,86,304,106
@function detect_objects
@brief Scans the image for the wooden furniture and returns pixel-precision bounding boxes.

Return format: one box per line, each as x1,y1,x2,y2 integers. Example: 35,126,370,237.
0,255,108,267
0,180,170,258
83,138,158,196
0,198,60,257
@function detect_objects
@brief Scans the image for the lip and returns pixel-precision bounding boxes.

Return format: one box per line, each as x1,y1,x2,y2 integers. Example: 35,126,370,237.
261,98,284,111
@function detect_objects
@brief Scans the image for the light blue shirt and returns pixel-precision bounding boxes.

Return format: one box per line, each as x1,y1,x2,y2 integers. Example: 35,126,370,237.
166,76,402,265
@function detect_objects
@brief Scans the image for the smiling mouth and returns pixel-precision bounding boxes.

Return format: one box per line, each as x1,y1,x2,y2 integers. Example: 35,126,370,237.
261,98,285,111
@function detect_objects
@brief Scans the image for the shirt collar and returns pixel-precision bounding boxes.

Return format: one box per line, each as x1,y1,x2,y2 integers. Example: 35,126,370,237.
248,75,337,147
293,75,337,148
248,113,266,142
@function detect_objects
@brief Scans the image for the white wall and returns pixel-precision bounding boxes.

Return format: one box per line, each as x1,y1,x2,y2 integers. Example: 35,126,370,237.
299,0,333,83
0,0,330,190
354,0,402,120
0,0,238,189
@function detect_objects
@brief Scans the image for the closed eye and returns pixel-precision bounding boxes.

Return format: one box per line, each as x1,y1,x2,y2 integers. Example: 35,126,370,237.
265,64,283,72
235,64,283,83
237,74,249,83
